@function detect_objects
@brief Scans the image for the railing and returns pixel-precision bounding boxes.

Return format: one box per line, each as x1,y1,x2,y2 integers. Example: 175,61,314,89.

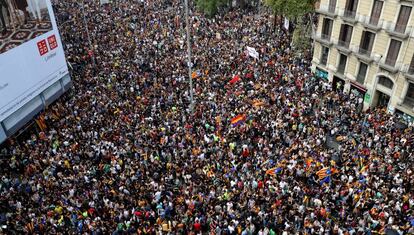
358,47,372,57
402,64,414,75
328,4,337,13
403,96,414,108
369,16,381,26
338,40,350,49
409,66,414,75
320,56,328,66
379,57,402,73
385,57,397,67
316,4,338,15
312,32,333,44
337,65,346,74
356,74,365,84
321,33,331,41
395,23,408,34
360,15,383,29
385,21,413,36
343,9,357,19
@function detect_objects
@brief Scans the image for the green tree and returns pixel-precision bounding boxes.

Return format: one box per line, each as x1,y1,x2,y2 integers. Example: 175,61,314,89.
292,22,311,54
196,0,260,17
265,0,316,53
195,0,230,17
264,0,316,20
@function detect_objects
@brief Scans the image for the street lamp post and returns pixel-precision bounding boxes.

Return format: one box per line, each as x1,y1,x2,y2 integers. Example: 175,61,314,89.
184,0,194,113
80,0,96,66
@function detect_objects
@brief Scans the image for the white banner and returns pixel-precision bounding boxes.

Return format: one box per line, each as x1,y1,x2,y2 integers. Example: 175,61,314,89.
0,0,69,121
284,17,290,30
246,46,259,59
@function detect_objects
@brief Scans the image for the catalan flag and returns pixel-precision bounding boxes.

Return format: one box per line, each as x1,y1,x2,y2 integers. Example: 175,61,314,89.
35,115,47,131
265,167,283,176
316,167,331,180
230,114,246,127
319,176,331,185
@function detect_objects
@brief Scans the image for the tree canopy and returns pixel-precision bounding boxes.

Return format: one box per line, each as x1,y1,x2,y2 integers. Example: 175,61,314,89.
264,0,316,19
195,0,230,17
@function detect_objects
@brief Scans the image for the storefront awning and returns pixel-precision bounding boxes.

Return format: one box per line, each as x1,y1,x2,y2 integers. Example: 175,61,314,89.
350,81,367,92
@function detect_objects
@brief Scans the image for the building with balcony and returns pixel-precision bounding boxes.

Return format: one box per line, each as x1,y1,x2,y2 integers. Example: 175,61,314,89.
311,0,414,124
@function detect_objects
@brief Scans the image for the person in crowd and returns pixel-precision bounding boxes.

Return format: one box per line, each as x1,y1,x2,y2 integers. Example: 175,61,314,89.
0,0,413,234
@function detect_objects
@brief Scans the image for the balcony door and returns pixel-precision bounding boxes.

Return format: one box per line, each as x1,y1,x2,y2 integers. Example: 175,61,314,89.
339,24,353,47
345,0,358,17
385,39,402,66
337,54,347,74
357,62,368,84
359,31,375,55
369,0,383,25
395,5,412,33
322,18,333,40
329,0,337,13
409,55,414,74
404,83,414,107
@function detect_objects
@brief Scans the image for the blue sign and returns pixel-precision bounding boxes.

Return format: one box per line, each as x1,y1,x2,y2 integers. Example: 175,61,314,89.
315,67,328,81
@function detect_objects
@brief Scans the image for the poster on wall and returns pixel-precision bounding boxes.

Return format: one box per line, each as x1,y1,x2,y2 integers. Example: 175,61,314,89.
0,0,69,122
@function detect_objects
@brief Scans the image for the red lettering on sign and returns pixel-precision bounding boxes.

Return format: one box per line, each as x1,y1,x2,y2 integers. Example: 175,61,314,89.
37,40,48,56
47,35,58,50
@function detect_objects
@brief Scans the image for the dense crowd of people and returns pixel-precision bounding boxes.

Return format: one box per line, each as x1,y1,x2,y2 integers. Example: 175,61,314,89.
0,0,413,234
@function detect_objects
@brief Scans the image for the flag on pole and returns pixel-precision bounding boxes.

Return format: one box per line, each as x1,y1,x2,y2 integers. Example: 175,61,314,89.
230,114,246,127
319,176,331,185
284,17,290,30
359,165,369,173
35,115,47,131
316,167,334,185
265,167,283,176
316,167,331,179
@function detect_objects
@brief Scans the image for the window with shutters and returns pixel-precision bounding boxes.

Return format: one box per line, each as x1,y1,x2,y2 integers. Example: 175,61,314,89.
320,46,329,66
359,31,375,56
395,6,412,34
329,0,337,13
369,0,383,26
356,62,368,84
385,39,402,67
344,0,358,18
378,76,394,89
338,24,353,48
322,18,333,40
404,83,414,107
408,55,414,75
337,54,347,74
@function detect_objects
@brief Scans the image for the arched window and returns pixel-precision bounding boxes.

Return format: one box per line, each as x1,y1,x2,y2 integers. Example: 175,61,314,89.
378,76,394,89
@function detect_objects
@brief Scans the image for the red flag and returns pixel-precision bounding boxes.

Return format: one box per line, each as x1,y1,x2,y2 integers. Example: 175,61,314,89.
229,75,241,85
